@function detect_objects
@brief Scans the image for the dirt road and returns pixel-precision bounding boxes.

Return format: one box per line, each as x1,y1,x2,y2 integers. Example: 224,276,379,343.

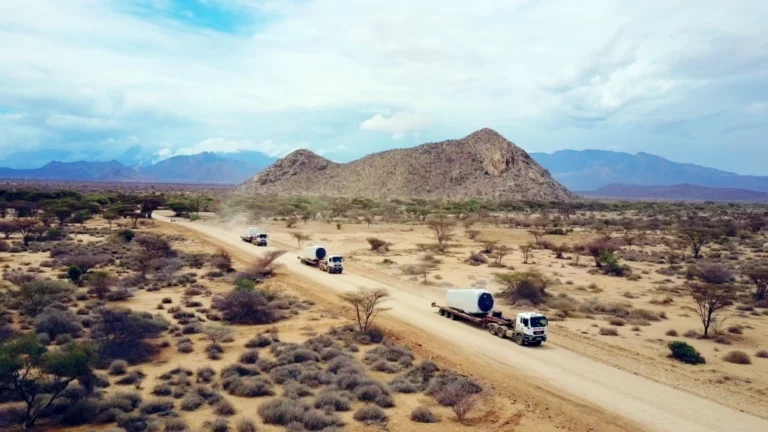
158,216,768,432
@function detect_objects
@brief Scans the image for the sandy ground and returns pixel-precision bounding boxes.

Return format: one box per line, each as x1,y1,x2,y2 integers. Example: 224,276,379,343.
155,213,768,432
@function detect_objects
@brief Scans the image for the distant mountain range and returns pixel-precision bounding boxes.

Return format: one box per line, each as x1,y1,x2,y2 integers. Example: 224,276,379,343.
531,150,768,192
581,183,768,202
0,152,277,184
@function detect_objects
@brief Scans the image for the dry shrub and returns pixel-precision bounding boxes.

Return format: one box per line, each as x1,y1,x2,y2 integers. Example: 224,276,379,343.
411,406,440,423
599,327,619,336
36,308,83,339
212,290,278,325
495,269,550,305
204,418,230,432
666,329,679,337
164,418,189,432
223,375,274,398
723,351,751,365
353,406,388,424
180,394,205,411
258,398,309,426
238,251,287,282
140,398,174,415
314,390,353,412
236,419,257,432
608,318,625,327
426,372,482,407
755,350,768,359
214,399,236,416
284,381,313,399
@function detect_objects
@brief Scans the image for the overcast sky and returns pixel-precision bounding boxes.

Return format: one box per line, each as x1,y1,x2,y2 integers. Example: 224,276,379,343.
1,0,767,173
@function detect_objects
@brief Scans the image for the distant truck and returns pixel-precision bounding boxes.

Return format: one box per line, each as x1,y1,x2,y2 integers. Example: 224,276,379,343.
241,227,268,247
298,245,344,274
432,289,548,346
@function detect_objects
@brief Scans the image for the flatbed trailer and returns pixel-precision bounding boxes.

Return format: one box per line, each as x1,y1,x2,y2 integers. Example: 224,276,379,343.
431,302,546,346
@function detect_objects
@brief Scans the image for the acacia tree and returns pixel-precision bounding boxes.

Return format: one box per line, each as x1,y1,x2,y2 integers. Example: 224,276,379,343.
14,218,40,246
492,245,512,266
688,283,733,338
141,196,165,219
586,237,621,268
102,211,118,228
339,287,390,333
519,242,534,264
290,231,312,248
745,266,768,302
572,243,586,266
0,221,14,239
426,216,455,249
202,324,234,353
0,336,95,430
680,225,720,259
528,230,546,245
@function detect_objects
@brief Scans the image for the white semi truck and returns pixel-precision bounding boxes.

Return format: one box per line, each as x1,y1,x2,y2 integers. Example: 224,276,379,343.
298,245,344,274
241,227,268,247
432,289,548,346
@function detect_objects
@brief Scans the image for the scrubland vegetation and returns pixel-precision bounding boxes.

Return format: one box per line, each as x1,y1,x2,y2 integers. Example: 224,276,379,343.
216,193,768,416
0,187,495,431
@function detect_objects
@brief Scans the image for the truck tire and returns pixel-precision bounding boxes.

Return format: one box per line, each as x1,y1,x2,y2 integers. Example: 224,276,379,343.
496,326,507,338
488,323,496,335
439,309,445,317
515,334,525,346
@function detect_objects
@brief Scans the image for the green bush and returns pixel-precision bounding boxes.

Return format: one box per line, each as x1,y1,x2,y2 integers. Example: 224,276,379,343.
235,279,256,292
668,341,705,365
117,229,135,243
68,266,83,283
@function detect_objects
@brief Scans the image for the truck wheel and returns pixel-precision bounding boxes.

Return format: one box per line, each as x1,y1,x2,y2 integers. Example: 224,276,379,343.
496,326,507,338
439,309,445,317
515,334,525,346
488,324,496,335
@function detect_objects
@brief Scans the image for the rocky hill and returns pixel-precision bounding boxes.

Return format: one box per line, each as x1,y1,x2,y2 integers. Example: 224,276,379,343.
239,129,575,201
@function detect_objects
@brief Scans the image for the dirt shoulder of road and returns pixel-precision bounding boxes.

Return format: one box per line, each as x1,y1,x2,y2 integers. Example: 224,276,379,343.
158,220,643,432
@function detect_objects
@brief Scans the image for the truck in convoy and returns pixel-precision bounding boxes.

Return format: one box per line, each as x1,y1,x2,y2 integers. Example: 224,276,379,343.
241,227,268,246
298,245,344,274
431,289,548,346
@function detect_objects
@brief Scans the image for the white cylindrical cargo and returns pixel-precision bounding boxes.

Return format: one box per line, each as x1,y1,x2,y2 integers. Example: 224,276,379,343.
301,245,327,261
248,227,261,237
446,289,494,314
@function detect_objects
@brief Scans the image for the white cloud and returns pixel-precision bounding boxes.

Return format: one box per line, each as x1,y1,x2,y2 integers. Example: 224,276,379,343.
155,137,308,160
44,114,119,131
360,111,431,140
745,102,768,114
1,0,768,172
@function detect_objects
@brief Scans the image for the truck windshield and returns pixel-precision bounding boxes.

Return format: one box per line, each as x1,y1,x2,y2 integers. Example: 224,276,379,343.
330,257,343,263
530,316,548,327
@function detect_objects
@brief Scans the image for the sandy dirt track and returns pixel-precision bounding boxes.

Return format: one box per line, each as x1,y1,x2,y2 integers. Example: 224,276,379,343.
157,215,768,432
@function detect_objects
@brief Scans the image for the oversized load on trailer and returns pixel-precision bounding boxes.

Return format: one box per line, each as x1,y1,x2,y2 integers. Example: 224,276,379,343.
248,227,261,237
301,246,327,261
432,291,548,346
446,289,494,315
298,245,343,274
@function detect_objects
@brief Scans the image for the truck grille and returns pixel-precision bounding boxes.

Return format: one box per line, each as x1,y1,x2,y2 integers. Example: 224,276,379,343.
534,331,545,336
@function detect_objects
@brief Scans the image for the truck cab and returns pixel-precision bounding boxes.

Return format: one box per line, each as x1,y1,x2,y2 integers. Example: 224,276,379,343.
514,312,548,345
320,255,344,274
255,233,268,246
